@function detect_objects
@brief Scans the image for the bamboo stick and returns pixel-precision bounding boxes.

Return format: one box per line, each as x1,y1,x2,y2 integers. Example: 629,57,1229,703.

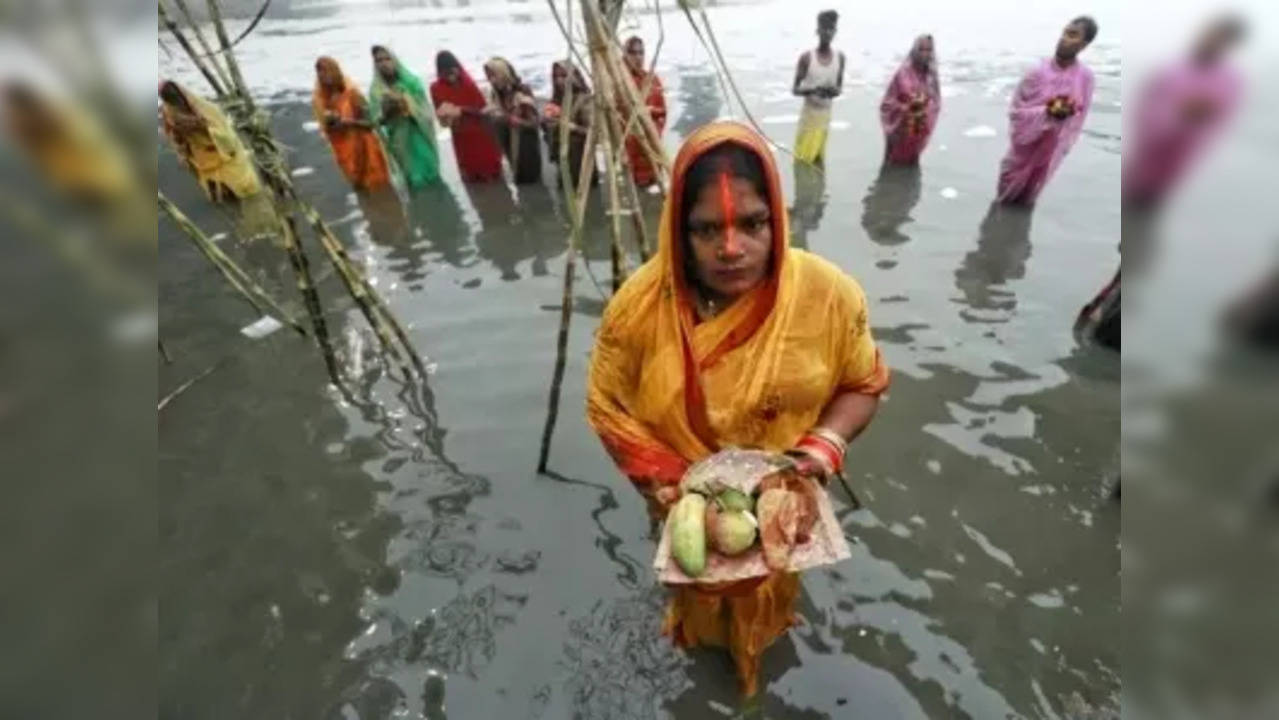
159,193,307,335
537,98,600,473
200,0,254,111
159,3,227,97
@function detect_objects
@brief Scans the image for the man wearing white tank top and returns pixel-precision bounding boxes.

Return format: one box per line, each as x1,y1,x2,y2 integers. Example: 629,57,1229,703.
792,10,846,165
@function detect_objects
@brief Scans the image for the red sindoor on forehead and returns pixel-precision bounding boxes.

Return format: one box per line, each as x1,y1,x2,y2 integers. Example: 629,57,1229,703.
718,171,740,255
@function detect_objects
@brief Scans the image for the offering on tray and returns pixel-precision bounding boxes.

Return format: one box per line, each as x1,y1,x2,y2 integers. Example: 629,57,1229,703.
654,448,852,584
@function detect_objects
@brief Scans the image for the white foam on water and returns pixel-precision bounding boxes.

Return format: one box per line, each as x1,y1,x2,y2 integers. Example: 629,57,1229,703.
291,166,315,177
759,114,799,125
241,315,284,339
940,187,959,200
964,125,997,138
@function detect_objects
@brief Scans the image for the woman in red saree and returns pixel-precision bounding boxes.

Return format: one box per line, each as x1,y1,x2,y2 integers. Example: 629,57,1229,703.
621,36,667,189
430,51,504,182
312,56,391,191
586,121,889,696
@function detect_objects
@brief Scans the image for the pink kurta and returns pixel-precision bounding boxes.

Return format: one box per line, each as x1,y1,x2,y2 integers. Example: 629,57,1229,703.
1122,58,1242,205
996,58,1094,205
879,41,941,165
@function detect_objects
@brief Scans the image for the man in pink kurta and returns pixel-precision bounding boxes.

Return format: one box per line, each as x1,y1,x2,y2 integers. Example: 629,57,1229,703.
996,16,1098,205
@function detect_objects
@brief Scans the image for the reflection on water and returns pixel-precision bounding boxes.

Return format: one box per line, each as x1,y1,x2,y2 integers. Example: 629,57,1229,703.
672,71,721,138
861,163,923,246
954,202,1033,323
790,160,826,250
465,179,566,281
409,184,477,272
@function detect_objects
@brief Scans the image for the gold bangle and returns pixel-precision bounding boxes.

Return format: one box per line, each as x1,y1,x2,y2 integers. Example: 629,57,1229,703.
809,426,848,455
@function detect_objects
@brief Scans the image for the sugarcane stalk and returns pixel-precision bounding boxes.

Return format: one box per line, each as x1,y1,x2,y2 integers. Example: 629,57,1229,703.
166,0,234,94
278,211,344,387
537,98,600,473
297,198,417,378
597,92,629,290
620,153,651,261
201,0,255,112
581,4,668,193
159,3,227,97
159,193,307,336
295,196,428,377
587,3,666,167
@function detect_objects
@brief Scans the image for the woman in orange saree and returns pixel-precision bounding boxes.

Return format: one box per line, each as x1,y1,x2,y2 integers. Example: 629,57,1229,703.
313,56,392,191
586,121,890,697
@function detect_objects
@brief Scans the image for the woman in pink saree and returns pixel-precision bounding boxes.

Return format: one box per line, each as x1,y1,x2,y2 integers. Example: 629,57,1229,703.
1123,15,1245,207
996,16,1097,206
879,34,940,165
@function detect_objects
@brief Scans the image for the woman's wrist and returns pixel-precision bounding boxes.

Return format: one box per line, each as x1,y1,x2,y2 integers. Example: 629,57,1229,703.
789,426,848,481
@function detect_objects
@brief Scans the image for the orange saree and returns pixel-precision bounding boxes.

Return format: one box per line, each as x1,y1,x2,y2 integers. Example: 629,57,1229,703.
585,121,889,696
313,57,391,191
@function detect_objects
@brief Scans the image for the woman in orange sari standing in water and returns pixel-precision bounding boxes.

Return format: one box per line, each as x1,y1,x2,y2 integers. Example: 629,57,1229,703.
586,121,889,696
620,36,667,189
313,56,392,191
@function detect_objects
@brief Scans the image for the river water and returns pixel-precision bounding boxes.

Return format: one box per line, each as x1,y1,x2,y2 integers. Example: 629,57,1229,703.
159,0,1122,717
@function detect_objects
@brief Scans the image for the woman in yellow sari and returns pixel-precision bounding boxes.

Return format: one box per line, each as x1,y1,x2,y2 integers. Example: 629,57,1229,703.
159,80,262,202
586,121,889,696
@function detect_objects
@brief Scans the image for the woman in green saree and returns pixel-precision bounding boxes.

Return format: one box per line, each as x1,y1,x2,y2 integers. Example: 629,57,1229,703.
370,45,441,189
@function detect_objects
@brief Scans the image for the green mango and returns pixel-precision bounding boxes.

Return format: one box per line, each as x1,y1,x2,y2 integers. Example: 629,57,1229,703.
712,510,758,556
716,488,753,513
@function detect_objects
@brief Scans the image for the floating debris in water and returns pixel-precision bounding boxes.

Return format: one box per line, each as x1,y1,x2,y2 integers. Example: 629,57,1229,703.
240,315,284,339
291,166,315,177
209,232,227,243
926,459,942,474
963,125,997,138
940,187,959,200
112,309,157,343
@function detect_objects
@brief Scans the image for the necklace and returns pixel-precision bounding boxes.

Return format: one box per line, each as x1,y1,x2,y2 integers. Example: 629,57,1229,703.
696,291,723,320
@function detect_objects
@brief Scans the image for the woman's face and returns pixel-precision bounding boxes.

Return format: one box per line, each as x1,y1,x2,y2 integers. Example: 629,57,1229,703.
443,66,461,85
685,173,773,301
624,41,645,73
374,49,396,79
485,66,507,91
552,65,567,93
914,37,934,67
316,62,340,89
